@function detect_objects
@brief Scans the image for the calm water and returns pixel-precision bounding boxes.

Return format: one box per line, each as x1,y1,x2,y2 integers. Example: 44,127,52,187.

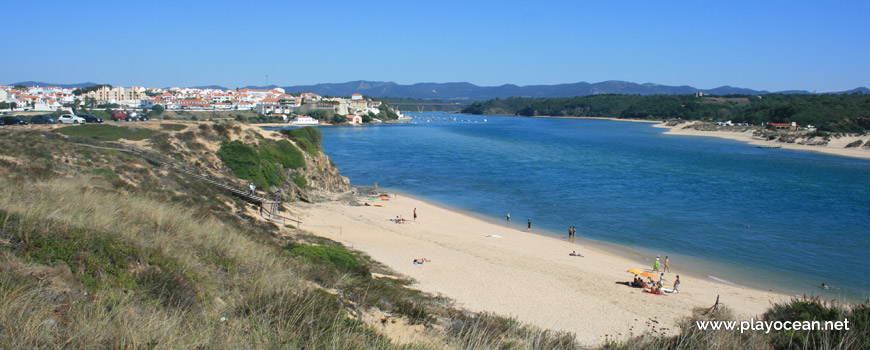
278,113,870,299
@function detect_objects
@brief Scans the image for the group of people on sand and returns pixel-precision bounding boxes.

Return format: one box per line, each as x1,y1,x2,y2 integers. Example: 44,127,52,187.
622,255,681,295
628,272,680,295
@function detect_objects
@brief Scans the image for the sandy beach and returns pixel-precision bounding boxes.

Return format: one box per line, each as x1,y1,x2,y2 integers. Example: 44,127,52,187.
654,121,870,160
297,193,790,346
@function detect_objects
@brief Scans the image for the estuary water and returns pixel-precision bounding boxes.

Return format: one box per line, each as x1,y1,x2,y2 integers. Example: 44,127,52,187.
281,113,870,299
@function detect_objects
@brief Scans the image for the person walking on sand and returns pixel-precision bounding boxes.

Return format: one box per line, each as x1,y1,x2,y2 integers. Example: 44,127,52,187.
664,256,670,273
653,255,660,272
527,219,531,232
413,208,417,221
673,275,680,294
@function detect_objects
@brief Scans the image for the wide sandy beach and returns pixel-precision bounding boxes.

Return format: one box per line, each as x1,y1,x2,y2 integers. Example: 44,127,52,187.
654,121,870,160
297,193,790,345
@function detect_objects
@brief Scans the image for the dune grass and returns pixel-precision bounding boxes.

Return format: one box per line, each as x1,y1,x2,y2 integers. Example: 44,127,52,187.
57,124,157,141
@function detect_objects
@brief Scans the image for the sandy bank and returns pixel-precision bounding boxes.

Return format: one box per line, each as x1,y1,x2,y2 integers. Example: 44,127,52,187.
529,115,661,123
297,193,789,346
654,121,870,160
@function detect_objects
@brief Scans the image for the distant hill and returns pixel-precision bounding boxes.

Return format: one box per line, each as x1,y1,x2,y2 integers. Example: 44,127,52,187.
189,85,230,90
835,87,870,95
5,81,100,89
6,80,866,99
278,80,865,101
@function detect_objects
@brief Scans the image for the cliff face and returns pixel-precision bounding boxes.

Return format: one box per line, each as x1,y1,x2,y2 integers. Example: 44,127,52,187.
146,122,350,203
278,141,350,203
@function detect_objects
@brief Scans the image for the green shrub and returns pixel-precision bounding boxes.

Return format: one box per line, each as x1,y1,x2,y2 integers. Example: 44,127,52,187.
260,139,305,169
58,124,157,141
293,174,307,189
281,127,321,155
91,168,125,188
845,140,864,148
91,168,119,181
217,141,268,189
22,229,140,290
160,123,187,131
287,244,368,277
763,296,868,350
217,139,309,191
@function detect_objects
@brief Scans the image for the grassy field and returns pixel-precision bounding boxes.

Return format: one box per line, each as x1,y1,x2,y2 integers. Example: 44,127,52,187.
57,124,157,141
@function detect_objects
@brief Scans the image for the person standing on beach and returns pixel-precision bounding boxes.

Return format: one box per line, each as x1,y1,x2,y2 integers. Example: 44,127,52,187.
653,256,660,272
527,219,531,232
664,256,670,273
507,213,510,224
413,208,417,221
568,226,572,238
673,275,680,293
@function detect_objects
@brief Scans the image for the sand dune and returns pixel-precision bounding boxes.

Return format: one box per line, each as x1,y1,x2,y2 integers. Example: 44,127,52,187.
654,121,870,160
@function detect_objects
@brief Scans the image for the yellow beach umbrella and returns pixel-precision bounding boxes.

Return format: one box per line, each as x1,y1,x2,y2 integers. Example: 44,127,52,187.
639,272,657,279
626,268,644,275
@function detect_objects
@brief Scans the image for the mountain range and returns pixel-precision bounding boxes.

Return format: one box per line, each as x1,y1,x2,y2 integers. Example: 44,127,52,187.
6,80,868,101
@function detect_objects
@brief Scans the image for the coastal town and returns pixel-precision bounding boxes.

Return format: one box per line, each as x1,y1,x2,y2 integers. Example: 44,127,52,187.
0,84,404,125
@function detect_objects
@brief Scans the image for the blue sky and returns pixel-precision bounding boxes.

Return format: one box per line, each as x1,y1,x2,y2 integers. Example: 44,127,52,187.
3,0,868,92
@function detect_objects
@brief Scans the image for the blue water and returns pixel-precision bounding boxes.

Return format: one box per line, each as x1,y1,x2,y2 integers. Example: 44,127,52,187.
274,113,870,299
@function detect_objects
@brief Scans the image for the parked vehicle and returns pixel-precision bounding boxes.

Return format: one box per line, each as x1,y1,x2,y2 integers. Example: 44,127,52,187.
128,110,145,121
30,115,58,124
57,114,86,124
111,110,127,122
78,114,104,123
0,116,29,125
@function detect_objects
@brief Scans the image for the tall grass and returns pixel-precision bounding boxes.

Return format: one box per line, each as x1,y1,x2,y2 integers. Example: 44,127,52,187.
0,177,398,348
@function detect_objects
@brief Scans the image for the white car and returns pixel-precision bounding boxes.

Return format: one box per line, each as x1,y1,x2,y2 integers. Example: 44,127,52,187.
58,114,86,124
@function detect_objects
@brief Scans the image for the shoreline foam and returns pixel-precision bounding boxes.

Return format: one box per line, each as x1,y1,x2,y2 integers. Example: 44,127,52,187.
298,191,790,345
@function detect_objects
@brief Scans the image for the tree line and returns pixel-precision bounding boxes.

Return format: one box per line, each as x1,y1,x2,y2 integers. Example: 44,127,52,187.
462,94,870,133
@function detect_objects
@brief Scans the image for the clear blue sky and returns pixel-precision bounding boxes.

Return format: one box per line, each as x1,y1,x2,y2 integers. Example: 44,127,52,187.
4,0,868,92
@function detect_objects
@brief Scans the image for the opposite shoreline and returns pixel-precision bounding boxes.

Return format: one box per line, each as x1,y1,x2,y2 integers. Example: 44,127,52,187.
511,115,870,160
653,121,870,160
298,191,791,345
